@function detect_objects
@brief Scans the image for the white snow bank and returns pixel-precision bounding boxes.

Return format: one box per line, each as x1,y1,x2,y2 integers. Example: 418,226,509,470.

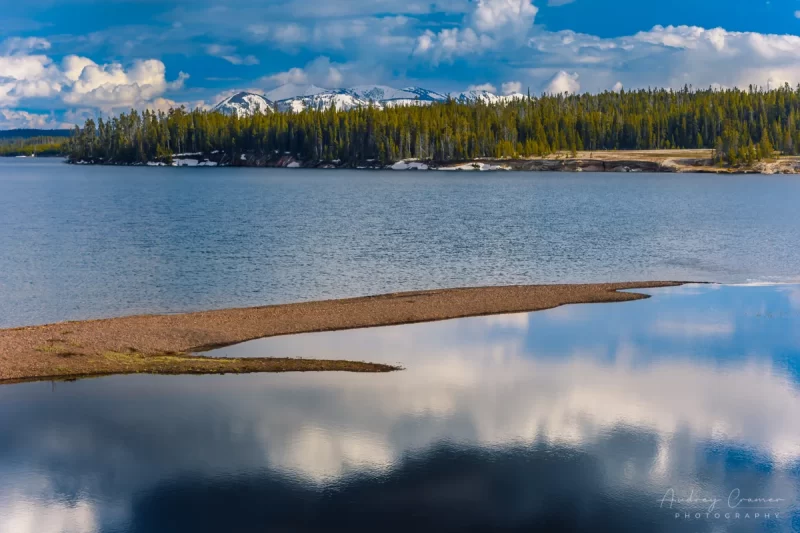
391,160,429,170
287,161,301,168
438,162,509,171
172,158,198,167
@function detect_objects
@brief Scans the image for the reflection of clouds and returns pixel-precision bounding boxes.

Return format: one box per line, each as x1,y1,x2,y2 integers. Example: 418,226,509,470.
483,313,529,330
651,319,734,337
268,426,393,482
210,342,800,484
200,288,800,482
779,285,800,310
0,478,98,533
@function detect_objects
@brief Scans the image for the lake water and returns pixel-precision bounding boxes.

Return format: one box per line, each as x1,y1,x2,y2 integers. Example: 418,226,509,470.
0,284,799,532
3,159,800,327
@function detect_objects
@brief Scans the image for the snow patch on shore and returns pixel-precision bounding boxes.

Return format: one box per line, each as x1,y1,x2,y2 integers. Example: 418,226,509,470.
287,161,301,168
391,160,429,170
438,162,509,171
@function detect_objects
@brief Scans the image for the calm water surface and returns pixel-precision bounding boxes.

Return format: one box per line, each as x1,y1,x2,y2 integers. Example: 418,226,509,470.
0,284,799,532
2,159,800,326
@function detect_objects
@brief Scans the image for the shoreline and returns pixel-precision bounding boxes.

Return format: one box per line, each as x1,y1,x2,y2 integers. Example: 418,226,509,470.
0,282,685,385
66,149,800,174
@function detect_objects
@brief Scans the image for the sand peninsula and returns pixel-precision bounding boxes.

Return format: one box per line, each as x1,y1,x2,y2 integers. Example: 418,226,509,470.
0,281,686,385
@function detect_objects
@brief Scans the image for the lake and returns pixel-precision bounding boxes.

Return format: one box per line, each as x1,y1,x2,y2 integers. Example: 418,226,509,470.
2,158,800,327
0,283,799,531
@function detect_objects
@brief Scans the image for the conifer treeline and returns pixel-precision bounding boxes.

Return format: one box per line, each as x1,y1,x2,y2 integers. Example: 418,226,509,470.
66,85,800,165
0,136,66,157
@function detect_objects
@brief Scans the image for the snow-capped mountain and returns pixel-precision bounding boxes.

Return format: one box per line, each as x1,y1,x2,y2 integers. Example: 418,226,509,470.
452,89,526,104
211,85,528,116
264,84,327,102
212,92,273,117
274,91,370,113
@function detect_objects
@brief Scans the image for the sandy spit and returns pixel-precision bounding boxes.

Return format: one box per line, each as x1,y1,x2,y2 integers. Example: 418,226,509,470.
0,282,685,384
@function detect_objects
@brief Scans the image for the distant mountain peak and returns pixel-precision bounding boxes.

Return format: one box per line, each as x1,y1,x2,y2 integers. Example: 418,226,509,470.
212,92,273,117
212,84,528,115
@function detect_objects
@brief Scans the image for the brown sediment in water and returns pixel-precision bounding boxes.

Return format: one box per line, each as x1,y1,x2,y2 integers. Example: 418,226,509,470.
0,282,686,385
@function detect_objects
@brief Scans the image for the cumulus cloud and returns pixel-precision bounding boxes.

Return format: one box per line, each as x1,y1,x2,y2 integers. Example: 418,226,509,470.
544,70,580,94
472,0,538,35
0,39,62,106
611,81,623,92
64,58,188,110
501,80,522,94
0,37,188,114
413,0,536,63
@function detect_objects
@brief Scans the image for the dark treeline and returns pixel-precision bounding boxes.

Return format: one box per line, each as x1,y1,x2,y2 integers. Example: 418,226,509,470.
0,136,67,156
66,85,800,166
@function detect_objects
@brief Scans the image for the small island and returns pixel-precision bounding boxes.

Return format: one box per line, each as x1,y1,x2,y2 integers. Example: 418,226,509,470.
0,282,684,385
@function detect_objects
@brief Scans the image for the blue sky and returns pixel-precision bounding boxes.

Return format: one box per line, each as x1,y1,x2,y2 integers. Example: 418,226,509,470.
2,0,800,128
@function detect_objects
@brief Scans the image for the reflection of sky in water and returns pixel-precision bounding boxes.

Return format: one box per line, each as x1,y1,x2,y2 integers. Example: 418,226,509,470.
1,285,799,532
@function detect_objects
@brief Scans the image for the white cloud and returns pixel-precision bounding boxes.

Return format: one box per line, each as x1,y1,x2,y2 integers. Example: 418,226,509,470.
516,25,800,94
260,57,352,89
467,82,497,93
0,39,62,106
544,70,580,94
0,37,188,114
0,109,71,129
472,0,538,36
413,28,494,64
501,80,522,94
548,0,575,5
64,58,188,110
206,44,259,66
611,81,623,92
413,0,536,63
0,37,50,55
273,23,309,46
795,10,800,19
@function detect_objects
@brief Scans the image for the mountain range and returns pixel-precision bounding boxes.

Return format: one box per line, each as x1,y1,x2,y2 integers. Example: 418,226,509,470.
213,84,526,117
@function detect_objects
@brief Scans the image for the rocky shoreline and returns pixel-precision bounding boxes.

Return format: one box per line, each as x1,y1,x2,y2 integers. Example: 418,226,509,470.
70,150,800,174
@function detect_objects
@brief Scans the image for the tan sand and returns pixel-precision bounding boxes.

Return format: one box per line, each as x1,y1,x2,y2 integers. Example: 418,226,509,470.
0,282,685,384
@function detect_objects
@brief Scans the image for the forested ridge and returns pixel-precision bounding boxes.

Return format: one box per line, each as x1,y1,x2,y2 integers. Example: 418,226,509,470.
66,85,800,166
0,136,67,157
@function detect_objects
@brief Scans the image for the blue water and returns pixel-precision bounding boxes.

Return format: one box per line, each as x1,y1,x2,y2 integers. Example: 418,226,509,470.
3,159,800,327
0,284,799,532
